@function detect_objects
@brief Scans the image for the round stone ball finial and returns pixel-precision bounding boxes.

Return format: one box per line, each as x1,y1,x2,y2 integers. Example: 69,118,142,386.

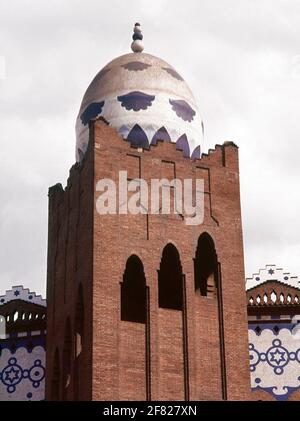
131,22,144,53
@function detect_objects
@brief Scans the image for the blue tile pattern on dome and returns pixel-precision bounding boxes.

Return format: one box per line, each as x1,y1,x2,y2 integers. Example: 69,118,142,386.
118,124,201,156
176,134,190,157
127,124,149,149
169,99,196,122
117,91,155,111
122,61,151,71
76,26,204,162
191,145,201,159
162,67,184,81
151,127,171,145
80,102,105,126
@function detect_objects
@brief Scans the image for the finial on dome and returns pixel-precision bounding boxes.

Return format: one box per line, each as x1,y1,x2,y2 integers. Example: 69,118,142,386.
131,22,144,53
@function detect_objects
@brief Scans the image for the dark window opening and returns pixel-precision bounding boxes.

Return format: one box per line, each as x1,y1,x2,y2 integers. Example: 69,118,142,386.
158,243,183,310
121,255,147,323
194,233,218,297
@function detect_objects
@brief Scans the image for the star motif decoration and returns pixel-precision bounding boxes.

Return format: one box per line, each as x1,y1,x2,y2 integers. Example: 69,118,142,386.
270,348,286,365
4,367,20,384
268,269,275,275
14,290,20,296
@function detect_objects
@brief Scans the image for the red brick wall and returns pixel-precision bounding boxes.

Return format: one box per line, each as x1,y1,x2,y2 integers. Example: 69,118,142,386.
157,309,185,400
46,120,251,400
119,321,147,400
194,297,222,400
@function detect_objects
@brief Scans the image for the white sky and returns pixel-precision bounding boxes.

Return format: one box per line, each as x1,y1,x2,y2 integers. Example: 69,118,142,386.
0,0,300,296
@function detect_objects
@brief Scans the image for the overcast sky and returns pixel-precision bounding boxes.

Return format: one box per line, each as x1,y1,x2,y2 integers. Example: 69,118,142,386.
0,0,300,296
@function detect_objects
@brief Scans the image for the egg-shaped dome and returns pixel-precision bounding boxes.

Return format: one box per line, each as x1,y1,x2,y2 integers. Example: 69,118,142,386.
76,25,203,161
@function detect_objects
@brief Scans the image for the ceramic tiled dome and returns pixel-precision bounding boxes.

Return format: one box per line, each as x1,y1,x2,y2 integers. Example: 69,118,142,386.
75,24,203,161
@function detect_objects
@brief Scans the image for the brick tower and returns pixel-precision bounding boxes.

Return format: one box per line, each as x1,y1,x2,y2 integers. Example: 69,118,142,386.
45,24,251,401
